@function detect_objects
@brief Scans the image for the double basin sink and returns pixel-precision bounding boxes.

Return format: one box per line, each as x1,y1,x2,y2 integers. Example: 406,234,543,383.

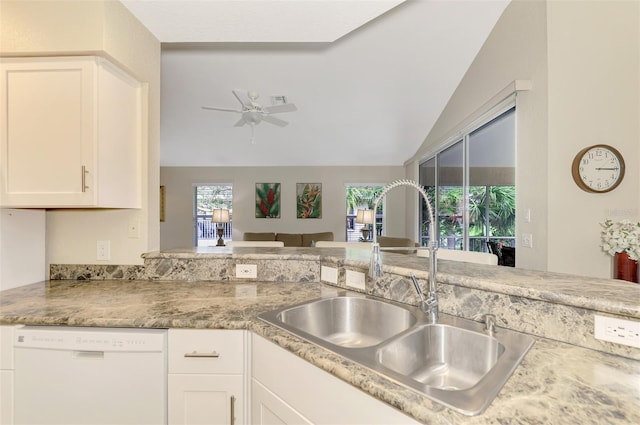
258,294,534,416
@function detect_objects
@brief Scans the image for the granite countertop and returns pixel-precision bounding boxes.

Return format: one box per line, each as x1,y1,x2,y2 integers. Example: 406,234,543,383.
145,247,640,318
1,279,639,424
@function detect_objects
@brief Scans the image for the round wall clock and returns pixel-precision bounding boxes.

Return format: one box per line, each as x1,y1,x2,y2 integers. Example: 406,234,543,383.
571,144,625,193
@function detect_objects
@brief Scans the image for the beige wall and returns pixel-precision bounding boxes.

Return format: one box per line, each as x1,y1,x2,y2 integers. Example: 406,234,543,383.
546,0,639,277
160,166,406,249
408,0,639,279
0,0,161,265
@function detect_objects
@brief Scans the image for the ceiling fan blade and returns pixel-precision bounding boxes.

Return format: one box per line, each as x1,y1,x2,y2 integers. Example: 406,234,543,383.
202,106,242,113
233,116,248,127
263,103,297,114
262,115,288,127
232,90,251,109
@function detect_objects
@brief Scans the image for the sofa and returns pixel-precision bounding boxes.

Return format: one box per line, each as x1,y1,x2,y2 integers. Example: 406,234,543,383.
376,236,419,248
243,231,334,247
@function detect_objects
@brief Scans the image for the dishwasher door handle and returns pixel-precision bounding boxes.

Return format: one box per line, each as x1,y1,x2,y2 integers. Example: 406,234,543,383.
72,351,105,359
184,350,220,358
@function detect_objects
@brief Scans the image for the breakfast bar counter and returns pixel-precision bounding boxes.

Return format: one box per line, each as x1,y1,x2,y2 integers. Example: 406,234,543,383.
1,276,639,425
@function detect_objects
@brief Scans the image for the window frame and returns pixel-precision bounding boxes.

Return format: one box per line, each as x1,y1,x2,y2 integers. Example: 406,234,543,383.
419,104,516,252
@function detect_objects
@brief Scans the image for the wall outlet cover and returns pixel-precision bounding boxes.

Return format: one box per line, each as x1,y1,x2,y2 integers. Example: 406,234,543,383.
321,266,338,284
345,270,366,290
235,264,257,279
594,315,640,348
96,240,110,261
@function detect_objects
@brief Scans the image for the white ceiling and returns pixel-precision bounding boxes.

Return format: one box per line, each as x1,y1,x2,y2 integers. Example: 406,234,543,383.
121,0,511,167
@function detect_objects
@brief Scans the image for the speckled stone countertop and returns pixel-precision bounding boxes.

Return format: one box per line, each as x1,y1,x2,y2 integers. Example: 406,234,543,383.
143,247,640,318
1,279,639,425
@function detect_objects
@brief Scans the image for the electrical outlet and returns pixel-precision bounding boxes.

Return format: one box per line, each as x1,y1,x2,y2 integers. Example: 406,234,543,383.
235,264,257,279
594,315,640,348
345,270,366,290
522,233,533,248
96,240,110,261
321,266,338,284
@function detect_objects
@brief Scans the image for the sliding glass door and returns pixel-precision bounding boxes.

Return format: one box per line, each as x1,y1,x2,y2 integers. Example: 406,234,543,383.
419,107,515,253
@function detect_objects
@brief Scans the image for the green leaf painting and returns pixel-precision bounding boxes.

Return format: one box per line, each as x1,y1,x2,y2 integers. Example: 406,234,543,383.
256,183,281,218
296,183,322,219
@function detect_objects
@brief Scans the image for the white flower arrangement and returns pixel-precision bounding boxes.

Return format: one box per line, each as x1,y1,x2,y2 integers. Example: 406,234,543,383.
600,219,640,262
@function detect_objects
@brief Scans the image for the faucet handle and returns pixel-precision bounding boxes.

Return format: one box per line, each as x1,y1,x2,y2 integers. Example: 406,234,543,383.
484,314,497,336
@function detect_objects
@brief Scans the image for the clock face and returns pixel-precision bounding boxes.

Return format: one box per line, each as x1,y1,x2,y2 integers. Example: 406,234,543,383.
571,145,625,193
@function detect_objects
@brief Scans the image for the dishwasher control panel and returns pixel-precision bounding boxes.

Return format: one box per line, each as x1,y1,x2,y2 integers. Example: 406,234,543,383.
14,326,166,352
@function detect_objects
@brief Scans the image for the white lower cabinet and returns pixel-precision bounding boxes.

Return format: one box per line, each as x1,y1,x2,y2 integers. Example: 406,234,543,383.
0,326,14,425
251,334,420,425
168,329,247,425
252,379,312,425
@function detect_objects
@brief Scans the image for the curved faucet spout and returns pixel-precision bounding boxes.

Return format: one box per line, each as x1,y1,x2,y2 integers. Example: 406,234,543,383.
368,179,438,323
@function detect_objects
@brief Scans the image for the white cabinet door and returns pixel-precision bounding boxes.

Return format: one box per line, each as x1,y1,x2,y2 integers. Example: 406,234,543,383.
252,334,420,425
168,329,246,425
0,57,141,208
0,326,14,425
0,370,13,425
252,379,312,425
168,374,243,425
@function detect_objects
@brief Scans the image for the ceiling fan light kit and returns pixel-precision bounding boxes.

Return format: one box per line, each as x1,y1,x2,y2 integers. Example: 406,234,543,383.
202,89,297,143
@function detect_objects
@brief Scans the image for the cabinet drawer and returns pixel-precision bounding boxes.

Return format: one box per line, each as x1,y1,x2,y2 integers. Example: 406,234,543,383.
169,329,244,374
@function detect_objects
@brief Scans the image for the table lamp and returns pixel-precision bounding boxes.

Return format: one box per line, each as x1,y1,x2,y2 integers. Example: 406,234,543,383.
355,209,375,241
212,208,230,246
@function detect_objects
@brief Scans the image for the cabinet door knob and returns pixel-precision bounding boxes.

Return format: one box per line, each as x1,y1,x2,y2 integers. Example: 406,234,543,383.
183,350,220,358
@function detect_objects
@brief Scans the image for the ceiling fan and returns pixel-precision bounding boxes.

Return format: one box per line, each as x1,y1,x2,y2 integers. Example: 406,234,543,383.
202,90,297,142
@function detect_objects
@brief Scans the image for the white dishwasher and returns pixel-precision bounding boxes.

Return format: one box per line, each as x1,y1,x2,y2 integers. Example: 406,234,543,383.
13,326,167,425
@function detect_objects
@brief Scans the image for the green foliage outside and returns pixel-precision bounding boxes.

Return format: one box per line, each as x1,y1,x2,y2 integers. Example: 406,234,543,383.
345,186,383,213
423,185,516,249
196,185,232,214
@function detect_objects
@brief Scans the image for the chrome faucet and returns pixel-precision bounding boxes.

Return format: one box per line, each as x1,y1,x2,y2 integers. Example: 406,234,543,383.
368,179,439,323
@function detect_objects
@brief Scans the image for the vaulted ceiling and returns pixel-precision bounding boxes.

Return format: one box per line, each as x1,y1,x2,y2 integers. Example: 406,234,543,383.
121,0,511,167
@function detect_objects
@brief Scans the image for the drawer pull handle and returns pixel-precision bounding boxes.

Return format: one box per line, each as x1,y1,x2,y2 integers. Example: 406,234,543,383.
184,350,220,358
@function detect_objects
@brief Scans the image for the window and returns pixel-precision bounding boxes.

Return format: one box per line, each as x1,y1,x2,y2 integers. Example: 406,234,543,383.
345,184,383,242
419,107,515,253
194,184,233,247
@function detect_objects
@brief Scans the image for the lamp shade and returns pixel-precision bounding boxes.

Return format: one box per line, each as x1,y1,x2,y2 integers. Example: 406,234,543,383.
212,208,230,223
355,209,365,224
362,209,375,225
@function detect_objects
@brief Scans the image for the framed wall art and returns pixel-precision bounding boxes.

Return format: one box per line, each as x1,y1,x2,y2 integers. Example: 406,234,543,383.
160,185,166,222
296,183,322,219
255,183,281,218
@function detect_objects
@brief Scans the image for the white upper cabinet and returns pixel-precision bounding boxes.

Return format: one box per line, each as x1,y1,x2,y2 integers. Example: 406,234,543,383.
0,56,142,208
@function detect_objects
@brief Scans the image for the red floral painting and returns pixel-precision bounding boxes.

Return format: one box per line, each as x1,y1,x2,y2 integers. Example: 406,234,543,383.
255,183,281,218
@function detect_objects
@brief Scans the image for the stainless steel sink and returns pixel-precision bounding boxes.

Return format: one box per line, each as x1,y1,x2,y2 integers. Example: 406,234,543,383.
377,323,504,391
258,294,534,416
264,295,417,348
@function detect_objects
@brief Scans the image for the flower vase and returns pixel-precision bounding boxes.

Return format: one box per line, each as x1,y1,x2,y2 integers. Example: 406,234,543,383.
614,252,639,283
